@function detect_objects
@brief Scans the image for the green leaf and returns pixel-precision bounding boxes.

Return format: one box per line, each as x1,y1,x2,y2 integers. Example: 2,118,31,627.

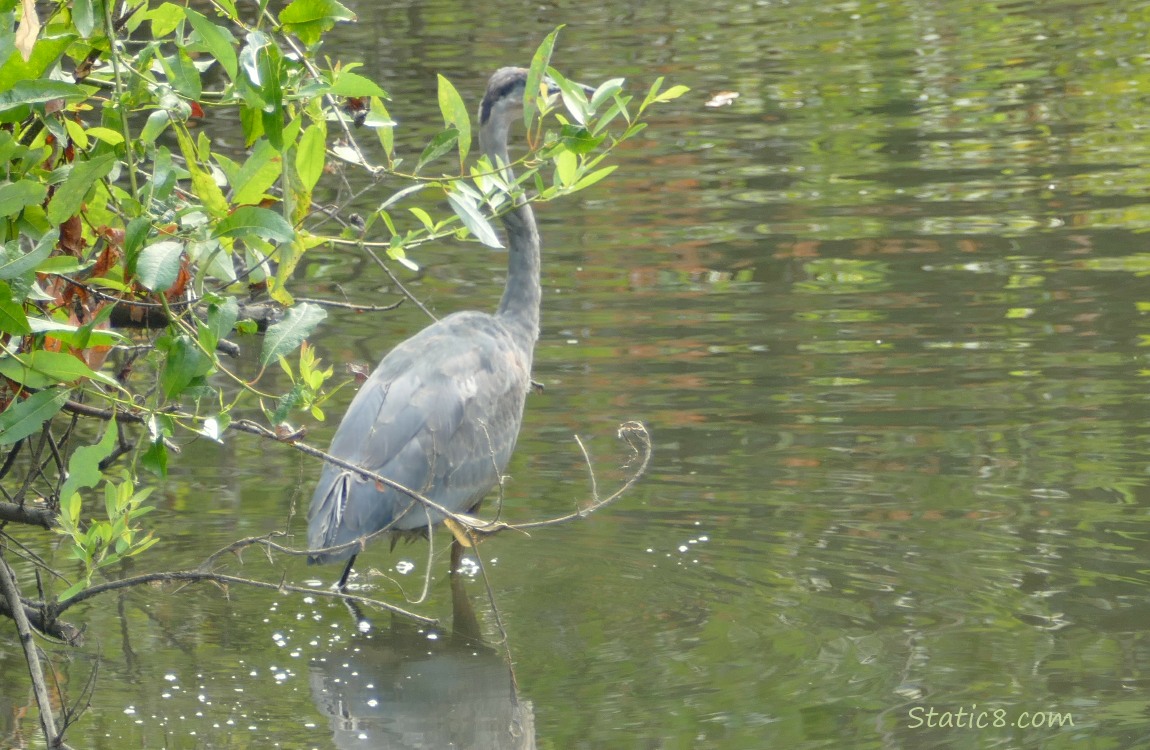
73,0,105,38
260,302,327,368
135,240,185,292
0,387,71,446
279,0,356,45
329,71,386,98
207,296,239,343
447,192,502,249
547,66,590,125
571,164,617,193
0,229,58,280
0,80,87,114
0,32,76,86
86,126,125,145
371,96,394,158
213,206,294,242
0,349,118,388
437,74,470,166
295,122,326,193
174,127,229,217
559,123,606,154
590,78,626,111
46,152,117,224
524,26,564,130
162,47,202,99
416,127,459,173
139,109,171,145
58,418,118,514
185,8,238,80
0,180,47,218
26,318,126,347
0,287,30,334
231,140,283,205
554,149,577,188
159,334,212,398
141,439,168,476
148,2,185,37
654,84,690,103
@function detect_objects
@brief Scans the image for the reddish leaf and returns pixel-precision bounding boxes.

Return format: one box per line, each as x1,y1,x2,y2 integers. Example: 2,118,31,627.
58,214,85,257
164,257,192,300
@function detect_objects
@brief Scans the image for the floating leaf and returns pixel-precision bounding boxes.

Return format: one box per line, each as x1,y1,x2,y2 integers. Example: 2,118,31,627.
0,387,71,446
704,90,738,108
260,302,327,367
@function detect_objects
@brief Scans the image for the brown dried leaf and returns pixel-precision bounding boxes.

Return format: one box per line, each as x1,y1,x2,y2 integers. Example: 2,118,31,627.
15,0,40,62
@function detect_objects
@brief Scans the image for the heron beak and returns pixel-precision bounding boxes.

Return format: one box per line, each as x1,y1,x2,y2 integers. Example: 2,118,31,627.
543,78,598,99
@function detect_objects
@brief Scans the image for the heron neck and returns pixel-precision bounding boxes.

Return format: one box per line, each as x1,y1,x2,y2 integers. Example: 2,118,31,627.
487,141,541,354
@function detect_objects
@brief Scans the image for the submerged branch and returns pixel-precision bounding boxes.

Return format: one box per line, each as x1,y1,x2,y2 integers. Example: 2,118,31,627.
54,569,437,626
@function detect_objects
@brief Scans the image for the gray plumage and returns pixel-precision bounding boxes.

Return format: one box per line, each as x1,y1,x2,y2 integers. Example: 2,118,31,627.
307,68,549,577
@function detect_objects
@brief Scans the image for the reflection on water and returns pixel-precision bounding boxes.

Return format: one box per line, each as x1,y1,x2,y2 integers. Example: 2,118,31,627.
310,579,534,750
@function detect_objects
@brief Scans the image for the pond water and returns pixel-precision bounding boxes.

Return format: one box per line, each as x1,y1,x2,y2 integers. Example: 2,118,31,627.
6,0,1150,748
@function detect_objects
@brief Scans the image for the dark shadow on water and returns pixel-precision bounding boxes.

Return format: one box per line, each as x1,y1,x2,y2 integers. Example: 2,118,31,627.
308,572,535,749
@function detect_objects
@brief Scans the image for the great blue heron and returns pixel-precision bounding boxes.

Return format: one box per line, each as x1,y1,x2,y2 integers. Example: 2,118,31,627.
308,67,579,590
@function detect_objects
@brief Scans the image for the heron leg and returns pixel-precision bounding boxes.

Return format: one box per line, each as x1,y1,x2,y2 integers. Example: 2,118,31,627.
336,554,357,592
449,538,464,576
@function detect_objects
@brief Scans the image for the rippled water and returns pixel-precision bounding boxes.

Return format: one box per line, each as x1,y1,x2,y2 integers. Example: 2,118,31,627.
7,0,1150,747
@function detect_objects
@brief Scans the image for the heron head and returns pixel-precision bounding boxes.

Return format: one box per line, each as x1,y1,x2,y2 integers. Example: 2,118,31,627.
478,67,594,162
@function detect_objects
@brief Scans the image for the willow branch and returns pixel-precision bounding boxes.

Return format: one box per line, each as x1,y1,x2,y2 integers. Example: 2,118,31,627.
53,569,436,625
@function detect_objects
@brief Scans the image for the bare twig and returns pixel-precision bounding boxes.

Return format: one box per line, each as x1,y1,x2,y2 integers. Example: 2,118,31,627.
361,244,438,322
0,551,64,748
294,297,404,313
488,421,652,534
53,570,436,625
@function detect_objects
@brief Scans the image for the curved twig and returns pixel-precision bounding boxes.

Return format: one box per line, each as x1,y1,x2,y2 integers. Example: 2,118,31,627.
54,570,436,625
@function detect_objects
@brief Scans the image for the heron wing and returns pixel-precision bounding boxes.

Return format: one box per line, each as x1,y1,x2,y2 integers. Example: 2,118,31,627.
307,312,530,561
